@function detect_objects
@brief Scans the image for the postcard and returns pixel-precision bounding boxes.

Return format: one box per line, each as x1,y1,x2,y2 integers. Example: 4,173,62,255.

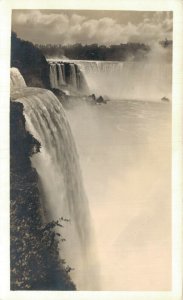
0,0,182,299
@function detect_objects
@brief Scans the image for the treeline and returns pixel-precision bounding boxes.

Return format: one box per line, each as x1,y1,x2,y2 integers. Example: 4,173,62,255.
36,43,151,61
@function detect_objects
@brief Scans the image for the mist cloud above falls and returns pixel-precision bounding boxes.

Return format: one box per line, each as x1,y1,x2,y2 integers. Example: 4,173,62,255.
12,10,173,46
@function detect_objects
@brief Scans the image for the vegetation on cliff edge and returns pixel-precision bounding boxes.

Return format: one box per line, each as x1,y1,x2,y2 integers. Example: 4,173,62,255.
10,101,76,290
11,32,50,89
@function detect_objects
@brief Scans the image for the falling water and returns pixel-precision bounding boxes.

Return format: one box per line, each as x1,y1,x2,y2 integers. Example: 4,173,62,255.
69,64,77,88
49,61,89,94
10,59,171,290
10,67,26,89
49,64,58,88
58,63,66,85
48,59,172,101
47,59,172,290
76,60,172,100
11,68,99,290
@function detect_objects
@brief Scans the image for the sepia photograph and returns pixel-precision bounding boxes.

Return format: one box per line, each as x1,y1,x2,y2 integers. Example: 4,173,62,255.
0,0,182,299
10,9,172,291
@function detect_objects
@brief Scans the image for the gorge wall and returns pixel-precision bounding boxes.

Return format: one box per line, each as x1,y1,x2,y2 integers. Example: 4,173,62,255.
10,66,99,290
10,100,76,290
11,32,50,89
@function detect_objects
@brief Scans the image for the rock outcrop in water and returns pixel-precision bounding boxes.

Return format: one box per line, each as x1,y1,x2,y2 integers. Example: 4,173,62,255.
87,94,106,104
10,101,76,290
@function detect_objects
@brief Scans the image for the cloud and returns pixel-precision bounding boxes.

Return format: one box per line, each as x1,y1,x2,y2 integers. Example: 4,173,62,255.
12,10,173,45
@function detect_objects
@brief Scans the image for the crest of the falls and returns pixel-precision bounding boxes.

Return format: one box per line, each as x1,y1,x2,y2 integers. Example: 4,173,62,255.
10,67,26,90
10,68,99,290
48,59,172,101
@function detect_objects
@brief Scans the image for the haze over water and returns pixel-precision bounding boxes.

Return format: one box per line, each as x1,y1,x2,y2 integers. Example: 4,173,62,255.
65,98,171,290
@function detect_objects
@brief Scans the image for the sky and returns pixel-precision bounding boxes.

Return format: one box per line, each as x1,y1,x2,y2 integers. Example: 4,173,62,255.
12,10,173,45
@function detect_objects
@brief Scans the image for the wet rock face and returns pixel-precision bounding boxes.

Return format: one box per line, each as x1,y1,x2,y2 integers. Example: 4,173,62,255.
10,101,76,290
10,101,41,173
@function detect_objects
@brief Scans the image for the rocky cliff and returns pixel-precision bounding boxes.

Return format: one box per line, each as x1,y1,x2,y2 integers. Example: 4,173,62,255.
11,32,50,89
10,101,76,290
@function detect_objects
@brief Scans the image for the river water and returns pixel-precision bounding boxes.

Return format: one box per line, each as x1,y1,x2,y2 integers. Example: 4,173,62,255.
64,98,171,290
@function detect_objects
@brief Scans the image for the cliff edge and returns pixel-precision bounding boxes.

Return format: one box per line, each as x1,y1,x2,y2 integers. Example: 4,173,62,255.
10,101,76,290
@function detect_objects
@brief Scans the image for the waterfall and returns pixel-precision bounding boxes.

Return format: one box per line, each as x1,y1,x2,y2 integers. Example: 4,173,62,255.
49,64,58,88
10,67,26,89
69,64,77,88
11,68,98,290
49,61,89,94
58,63,66,86
48,59,172,101
76,60,172,100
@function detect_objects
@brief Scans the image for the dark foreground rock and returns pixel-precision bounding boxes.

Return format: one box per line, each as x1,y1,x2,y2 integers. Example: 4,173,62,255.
10,101,76,290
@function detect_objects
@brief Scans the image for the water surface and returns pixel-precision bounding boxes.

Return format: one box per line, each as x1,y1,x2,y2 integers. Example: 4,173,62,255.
65,98,171,290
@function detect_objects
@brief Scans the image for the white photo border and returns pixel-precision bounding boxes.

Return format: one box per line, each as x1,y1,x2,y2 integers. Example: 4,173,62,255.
0,0,182,299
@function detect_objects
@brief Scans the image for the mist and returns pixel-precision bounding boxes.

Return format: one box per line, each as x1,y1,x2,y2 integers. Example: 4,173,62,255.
63,97,171,290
